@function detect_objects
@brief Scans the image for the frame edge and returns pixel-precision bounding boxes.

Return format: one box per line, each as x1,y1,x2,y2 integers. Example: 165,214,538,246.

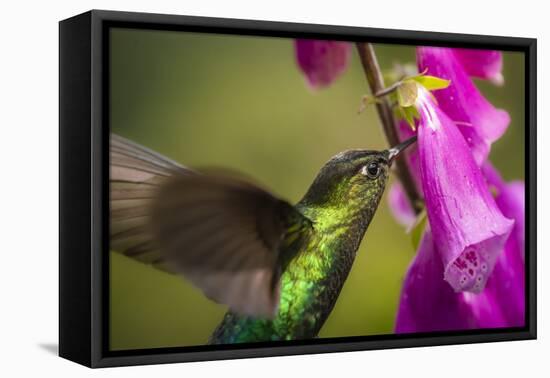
59,11,94,368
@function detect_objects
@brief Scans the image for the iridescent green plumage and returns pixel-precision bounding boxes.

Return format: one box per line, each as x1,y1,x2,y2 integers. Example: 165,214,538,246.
209,150,390,343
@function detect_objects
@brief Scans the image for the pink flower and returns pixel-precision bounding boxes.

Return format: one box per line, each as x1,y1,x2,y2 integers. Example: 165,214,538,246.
416,87,514,293
454,49,504,85
388,182,416,229
395,90,523,333
417,47,510,164
395,163,525,331
481,162,525,326
294,40,351,89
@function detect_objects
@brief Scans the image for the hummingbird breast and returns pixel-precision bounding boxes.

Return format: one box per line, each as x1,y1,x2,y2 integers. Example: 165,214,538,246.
208,208,371,344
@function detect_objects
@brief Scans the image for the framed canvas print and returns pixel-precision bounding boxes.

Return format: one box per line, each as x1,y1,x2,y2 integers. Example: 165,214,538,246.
59,10,537,368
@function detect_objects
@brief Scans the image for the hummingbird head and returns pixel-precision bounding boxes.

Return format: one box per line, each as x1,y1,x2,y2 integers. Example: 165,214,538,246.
299,136,416,226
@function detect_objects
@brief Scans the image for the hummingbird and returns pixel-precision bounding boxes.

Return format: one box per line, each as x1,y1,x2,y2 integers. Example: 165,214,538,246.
110,133,416,344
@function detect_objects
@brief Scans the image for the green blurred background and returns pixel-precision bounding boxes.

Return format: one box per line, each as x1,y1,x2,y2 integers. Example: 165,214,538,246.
109,28,525,351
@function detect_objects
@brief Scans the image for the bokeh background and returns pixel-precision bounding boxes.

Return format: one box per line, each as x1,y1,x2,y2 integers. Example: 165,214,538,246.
109,28,525,351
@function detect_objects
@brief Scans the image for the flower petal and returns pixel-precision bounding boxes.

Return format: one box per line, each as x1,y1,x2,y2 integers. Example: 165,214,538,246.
454,49,504,85
481,162,525,326
396,120,422,192
498,181,525,257
294,40,351,90
482,162,525,259
416,88,514,293
396,228,514,333
395,229,472,333
388,122,423,229
388,182,416,229
460,290,508,328
482,236,525,327
417,47,510,164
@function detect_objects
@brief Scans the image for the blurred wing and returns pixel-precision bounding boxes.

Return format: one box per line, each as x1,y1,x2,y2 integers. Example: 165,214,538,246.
110,133,193,272
151,172,313,318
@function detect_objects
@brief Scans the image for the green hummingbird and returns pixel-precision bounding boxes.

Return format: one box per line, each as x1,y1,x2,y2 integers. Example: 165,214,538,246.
110,133,416,344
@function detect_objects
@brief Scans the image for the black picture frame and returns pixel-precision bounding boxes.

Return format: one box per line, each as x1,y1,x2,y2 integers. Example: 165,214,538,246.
59,9,537,368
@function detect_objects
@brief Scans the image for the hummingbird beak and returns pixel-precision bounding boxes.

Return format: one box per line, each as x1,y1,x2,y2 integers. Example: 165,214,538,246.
386,135,417,165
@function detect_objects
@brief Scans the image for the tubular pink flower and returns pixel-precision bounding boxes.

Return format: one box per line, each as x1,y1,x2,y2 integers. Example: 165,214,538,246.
481,162,526,326
387,121,422,229
454,49,504,85
395,229,473,333
294,40,351,89
394,49,523,333
417,47,510,164
387,182,416,229
483,163,525,259
396,120,422,192
416,87,514,293
395,159,525,332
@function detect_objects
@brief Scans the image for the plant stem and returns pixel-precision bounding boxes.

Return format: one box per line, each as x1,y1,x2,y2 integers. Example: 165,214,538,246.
374,81,402,97
355,42,422,214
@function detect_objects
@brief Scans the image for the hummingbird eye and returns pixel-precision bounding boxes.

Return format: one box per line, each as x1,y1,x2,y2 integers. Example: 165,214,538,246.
361,162,381,179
